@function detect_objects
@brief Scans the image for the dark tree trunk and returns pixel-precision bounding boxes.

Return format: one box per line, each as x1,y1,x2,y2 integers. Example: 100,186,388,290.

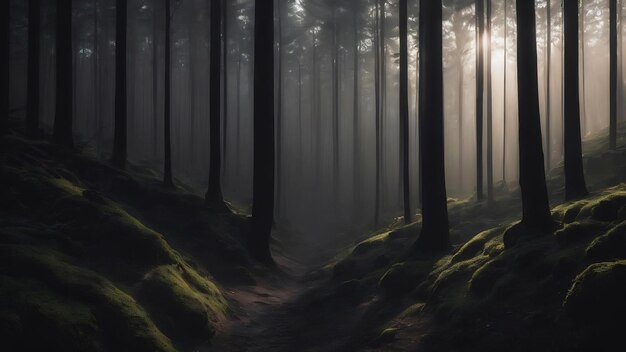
332,5,340,210
374,1,382,227
94,0,102,155
276,0,284,219
222,0,228,178
503,0,507,185
250,0,275,264
152,2,159,160
486,0,493,203
414,0,450,252
0,0,8,134
563,0,588,200
112,0,127,169
353,2,360,215
206,0,226,208
163,0,174,187
516,0,552,229
53,0,74,148
400,0,411,223
475,0,484,201
610,0,618,150
28,0,41,134
545,0,552,171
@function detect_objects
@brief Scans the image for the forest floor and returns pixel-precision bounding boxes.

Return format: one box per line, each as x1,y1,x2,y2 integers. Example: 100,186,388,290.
2,124,626,352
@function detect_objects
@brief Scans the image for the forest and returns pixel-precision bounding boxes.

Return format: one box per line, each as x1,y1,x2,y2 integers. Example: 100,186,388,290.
1,0,626,351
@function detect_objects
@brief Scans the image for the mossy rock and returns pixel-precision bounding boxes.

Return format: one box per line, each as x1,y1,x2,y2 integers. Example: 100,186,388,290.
370,328,398,347
332,259,357,280
554,221,607,246
379,261,432,296
468,258,508,296
586,222,626,261
591,200,618,222
564,260,626,334
138,265,226,342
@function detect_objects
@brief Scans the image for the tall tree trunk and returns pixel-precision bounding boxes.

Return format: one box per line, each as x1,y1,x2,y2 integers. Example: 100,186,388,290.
515,0,552,229
53,0,74,148
400,0,411,223
502,0,507,185
545,0,552,172
0,0,8,134
414,0,449,252
563,0,588,200
475,0,484,201
580,0,588,136
610,0,618,150
163,0,174,187
222,0,228,178
28,0,41,134
486,0,494,202
276,0,283,219
250,0,275,264
152,2,159,160
234,50,241,185
332,5,340,212
374,0,382,227
94,0,102,155
352,2,360,216
206,0,226,208
112,0,127,169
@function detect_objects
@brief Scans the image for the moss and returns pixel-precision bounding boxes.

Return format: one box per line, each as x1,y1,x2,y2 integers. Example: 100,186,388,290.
0,245,176,352
371,328,399,347
564,260,626,332
586,221,626,261
468,258,509,296
554,221,608,246
379,261,433,295
138,265,226,342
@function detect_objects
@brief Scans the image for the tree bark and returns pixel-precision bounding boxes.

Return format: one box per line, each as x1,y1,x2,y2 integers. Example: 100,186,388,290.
276,0,284,219
486,0,494,203
515,0,552,229
374,1,382,227
163,0,174,187
250,0,275,264
503,0,507,185
475,0,484,201
28,0,41,134
400,0,411,223
610,0,618,150
545,0,552,172
563,0,588,200
112,0,127,169
414,0,450,252
53,0,74,148
206,0,226,208
0,0,8,134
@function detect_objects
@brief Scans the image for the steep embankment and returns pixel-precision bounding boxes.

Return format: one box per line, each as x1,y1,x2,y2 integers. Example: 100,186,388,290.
0,135,253,351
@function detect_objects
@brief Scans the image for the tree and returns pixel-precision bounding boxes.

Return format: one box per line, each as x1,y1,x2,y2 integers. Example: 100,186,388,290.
399,0,411,223
475,0,485,201
610,0,618,150
276,0,284,218
27,0,41,135
112,0,127,169
206,0,227,209
163,0,174,188
250,0,275,263
413,0,450,252
503,0,508,185
0,0,8,134
486,0,494,202
374,0,382,227
545,0,552,171
53,0,74,148
563,0,588,200
352,1,361,216
516,0,552,228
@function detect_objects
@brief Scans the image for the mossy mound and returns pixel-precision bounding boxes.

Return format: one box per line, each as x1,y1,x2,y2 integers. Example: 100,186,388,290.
0,135,232,351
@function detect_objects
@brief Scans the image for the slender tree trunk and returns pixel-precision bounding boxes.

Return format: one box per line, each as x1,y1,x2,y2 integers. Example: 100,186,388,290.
414,0,449,252
0,0,8,134
400,0,411,223
112,0,127,169
235,50,241,185
545,0,552,172
331,4,340,213
475,0,484,201
563,0,588,200
458,64,464,190
486,0,494,202
611,0,618,150
250,0,275,264
352,3,360,216
53,0,74,148
94,0,102,154
152,2,159,160
163,0,174,187
374,1,382,227
222,0,228,178
206,0,226,208
516,0,552,229
27,0,41,134
503,0,507,185
276,0,284,219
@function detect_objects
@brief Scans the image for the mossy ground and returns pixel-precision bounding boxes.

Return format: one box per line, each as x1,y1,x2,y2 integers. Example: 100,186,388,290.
0,134,252,351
